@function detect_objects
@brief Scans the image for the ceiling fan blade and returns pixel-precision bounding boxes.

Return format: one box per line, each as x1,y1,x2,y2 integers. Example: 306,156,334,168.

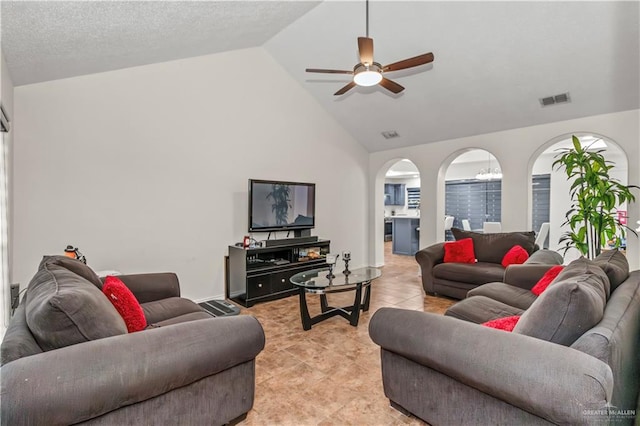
334,81,356,96
379,77,404,94
306,68,353,74
382,52,434,72
358,37,374,65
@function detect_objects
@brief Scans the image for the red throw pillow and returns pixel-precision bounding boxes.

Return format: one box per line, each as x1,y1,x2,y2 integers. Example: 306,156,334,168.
501,245,529,268
530,265,565,296
443,238,476,264
482,315,520,332
102,276,147,332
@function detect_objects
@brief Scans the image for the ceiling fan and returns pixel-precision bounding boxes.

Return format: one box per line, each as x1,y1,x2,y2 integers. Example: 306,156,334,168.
306,0,434,96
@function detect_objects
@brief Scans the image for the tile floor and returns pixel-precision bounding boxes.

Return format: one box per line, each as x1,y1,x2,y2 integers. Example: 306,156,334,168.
238,243,455,425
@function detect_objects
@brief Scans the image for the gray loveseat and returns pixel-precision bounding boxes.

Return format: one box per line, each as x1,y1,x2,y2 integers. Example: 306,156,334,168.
370,250,640,424
415,228,562,299
1,256,265,425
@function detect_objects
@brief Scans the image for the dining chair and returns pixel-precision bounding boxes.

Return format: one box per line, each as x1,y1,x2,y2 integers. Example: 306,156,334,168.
444,216,455,231
535,222,550,248
483,222,502,233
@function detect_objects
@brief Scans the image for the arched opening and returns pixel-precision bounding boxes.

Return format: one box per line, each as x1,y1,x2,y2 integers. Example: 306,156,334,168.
383,159,421,261
531,133,629,261
444,149,502,239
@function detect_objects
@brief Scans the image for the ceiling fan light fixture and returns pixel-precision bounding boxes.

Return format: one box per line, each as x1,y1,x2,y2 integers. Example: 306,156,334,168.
354,71,382,86
353,63,382,86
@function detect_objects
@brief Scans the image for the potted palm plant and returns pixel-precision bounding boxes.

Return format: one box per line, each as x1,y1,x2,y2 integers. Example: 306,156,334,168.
553,135,638,258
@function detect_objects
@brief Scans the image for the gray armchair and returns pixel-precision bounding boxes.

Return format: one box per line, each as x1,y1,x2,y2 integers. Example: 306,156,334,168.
1,256,265,425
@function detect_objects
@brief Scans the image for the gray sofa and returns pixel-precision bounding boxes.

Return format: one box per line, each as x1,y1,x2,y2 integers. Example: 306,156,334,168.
415,228,562,299
370,250,640,425
1,256,265,425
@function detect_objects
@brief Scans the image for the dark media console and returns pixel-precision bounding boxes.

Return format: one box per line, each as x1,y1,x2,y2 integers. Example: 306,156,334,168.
227,238,330,307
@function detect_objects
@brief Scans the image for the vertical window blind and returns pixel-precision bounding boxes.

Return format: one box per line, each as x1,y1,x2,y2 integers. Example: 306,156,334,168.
445,179,502,231
532,174,551,247
444,175,551,241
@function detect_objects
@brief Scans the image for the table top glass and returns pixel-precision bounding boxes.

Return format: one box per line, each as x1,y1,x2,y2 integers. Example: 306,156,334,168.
290,266,382,290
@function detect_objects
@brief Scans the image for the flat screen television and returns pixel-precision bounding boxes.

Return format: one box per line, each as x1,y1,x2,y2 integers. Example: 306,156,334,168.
248,179,316,232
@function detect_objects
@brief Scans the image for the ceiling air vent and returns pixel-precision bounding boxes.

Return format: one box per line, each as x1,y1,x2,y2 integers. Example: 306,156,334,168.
382,130,400,139
539,92,571,107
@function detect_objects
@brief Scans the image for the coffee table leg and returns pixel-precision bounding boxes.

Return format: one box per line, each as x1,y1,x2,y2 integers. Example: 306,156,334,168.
349,283,363,326
320,294,329,313
362,281,372,312
299,289,312,331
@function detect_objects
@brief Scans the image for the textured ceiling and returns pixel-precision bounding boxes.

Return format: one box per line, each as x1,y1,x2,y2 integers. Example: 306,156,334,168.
1,1,639,153
1,1,321,85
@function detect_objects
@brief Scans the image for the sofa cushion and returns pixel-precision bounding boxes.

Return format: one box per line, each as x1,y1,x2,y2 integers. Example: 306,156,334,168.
553,257,611,299
530,265,565,296
0,298,44,365
513,261,609,346
467,282,537,310
152,311,213,327
445,295,524,323
141,297,205,324
451,228,536,264
39,255,103,289
443,238,476,263
433,262,505,286
524,249,564,265
25,264,127,351
482,315,520,331
103,276,147,332
501,245,529,268
593,250,629,293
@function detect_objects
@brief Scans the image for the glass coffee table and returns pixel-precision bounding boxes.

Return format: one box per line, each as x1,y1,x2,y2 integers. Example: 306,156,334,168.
290,267,382,330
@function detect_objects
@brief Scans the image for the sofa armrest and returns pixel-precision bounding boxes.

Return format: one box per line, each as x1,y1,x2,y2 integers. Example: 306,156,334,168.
369,308,613,425
503,264,557,290
415,243,445,294
526,249,564,265
111,272,181,303
1,315,265,426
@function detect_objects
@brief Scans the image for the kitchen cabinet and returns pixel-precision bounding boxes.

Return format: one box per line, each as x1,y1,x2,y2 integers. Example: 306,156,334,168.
385,183,406,206
391,217,420,255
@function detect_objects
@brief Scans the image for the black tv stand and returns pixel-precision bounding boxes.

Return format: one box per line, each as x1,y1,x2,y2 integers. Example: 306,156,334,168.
227,239,330,307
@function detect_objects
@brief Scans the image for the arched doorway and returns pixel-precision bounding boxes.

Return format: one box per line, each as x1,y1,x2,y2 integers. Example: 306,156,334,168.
444,150,502,239
531,133,629,260
383,159,421,262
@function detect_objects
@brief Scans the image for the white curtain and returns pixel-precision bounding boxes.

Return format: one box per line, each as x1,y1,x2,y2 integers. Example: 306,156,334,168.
0,131,9,327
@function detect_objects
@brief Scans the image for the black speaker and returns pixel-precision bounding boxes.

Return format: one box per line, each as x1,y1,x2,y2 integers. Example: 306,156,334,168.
294,229,311,237
264,236,318,247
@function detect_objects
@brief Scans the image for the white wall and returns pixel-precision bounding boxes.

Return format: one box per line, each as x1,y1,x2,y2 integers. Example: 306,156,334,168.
445,156,501,181
13,47,369,301
1,50,15,331
370,110,640,270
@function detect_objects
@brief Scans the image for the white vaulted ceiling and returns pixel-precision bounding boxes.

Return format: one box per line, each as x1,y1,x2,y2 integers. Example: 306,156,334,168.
2,1,639,153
